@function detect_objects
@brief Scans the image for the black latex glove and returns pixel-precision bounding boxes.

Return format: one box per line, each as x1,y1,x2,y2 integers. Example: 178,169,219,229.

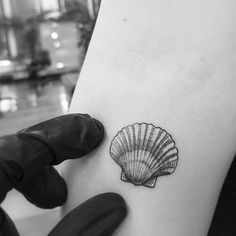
0,114,127,236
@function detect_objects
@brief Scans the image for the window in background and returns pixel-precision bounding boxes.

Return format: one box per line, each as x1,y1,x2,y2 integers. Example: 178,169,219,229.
38,0,60,12
87,0,101,19
0,29,9,59
0,0,18,58
0,1,9,59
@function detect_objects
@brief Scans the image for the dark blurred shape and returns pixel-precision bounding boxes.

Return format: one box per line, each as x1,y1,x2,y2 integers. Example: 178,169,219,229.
77,19,95,53
208,156,236,236
28,50,51,81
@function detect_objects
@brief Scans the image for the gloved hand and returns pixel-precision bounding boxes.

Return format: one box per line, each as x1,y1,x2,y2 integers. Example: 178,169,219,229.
0,114,127,236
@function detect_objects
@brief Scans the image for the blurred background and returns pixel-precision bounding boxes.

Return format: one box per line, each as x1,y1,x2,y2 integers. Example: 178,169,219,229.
0,0,100,235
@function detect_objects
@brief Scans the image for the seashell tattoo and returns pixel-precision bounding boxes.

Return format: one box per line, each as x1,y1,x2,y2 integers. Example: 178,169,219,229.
109,123,178,188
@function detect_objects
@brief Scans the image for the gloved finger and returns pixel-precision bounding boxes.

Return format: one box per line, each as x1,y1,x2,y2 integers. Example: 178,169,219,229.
0,207,19,236
15,166,67,209
0,114,104,191
0,169,12,203
18,113,104,164
48,193,127,236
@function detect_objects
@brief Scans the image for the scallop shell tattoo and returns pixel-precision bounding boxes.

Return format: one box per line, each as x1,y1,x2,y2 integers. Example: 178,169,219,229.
109,123,178,188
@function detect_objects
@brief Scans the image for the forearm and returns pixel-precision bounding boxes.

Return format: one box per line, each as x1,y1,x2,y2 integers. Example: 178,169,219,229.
62,0,236,235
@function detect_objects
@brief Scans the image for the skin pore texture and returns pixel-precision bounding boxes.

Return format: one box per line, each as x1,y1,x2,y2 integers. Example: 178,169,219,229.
61,0,236,235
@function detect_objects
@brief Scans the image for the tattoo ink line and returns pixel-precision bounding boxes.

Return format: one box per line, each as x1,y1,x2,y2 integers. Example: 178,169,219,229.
109,123,178,188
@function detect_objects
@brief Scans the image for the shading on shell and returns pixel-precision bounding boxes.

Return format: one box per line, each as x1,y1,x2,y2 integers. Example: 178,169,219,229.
110,123,178,188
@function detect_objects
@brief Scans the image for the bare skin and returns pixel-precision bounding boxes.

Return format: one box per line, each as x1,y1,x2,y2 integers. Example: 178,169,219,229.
62,0,236,235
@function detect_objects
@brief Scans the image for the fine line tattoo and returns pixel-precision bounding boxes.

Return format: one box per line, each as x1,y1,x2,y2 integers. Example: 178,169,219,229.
109,123,179,188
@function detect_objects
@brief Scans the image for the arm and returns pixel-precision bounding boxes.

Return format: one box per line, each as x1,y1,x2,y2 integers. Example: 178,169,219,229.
62,0,236,235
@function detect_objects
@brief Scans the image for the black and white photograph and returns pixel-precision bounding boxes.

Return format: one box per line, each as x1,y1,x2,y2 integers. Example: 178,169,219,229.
0,0,235,235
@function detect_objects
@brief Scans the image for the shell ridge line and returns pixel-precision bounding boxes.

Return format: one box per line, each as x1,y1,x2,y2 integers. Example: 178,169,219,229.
147,132,169,171
115,136,127,165
125,126,132,180
126,126,133,151
110,140,121,160
137,124,143,179
158,145,177,160
136,124,142,180
120,129,129,156
135,124,141,180
152,157,178,176
131,124,138,177
111,131,128,171
129,126,136,179
151,132,169,161
157,134,179,170
110,141,123,167
131,125,137,179
140,123,149,179
154,162,177,176
149,152,174,174
146,127,175,181
153,138,174,164
141,124,159,184
152,154,178,175
137,124,146,181
157,153,178,168
149,137,174,171
138,124,154,182
135,124,140,180
110,130,125,159
157,153,178,171
110,141,120,160
140,123,148,162
111,151,123,168
123,126,131,153
119,129,130,172
144,128,163,167
143,125,156,163
131,124,144,184
150,136,178,172
142,128,163,179
125,126,133,179
137,123,147,179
